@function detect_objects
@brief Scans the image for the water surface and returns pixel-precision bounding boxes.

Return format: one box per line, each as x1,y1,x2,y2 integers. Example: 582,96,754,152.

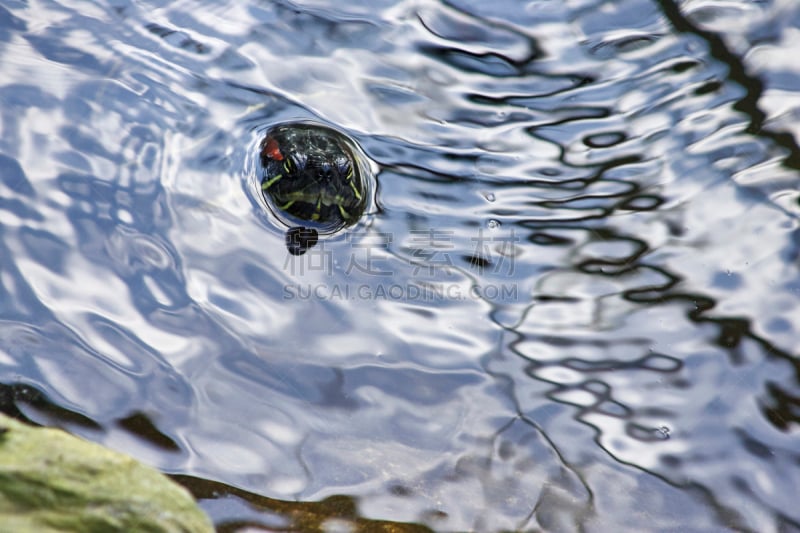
1,0,800,531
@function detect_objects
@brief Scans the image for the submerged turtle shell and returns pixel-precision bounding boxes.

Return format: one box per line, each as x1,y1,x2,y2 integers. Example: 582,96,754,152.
259,122,368,234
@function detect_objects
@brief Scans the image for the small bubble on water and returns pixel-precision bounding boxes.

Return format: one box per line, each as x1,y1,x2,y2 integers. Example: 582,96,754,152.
487,219,500,229
117,209,133,224
483,191,496,202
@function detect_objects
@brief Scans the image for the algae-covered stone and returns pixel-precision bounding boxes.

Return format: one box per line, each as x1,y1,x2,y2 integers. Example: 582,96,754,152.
0,414,213,533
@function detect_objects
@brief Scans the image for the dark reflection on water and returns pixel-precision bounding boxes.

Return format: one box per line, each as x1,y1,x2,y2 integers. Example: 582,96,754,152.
1,0,800,531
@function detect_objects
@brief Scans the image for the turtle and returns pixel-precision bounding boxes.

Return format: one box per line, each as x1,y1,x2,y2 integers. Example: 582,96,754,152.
259,122,369,252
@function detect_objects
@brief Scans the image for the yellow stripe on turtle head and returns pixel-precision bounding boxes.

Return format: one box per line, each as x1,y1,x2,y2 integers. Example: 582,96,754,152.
262,174,283,190
310,196,322,221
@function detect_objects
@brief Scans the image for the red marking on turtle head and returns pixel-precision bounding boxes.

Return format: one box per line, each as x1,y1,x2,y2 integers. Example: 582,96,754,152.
262,136,284,161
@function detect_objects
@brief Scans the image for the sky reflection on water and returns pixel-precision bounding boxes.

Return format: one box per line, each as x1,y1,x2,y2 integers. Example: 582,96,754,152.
1,0,800,531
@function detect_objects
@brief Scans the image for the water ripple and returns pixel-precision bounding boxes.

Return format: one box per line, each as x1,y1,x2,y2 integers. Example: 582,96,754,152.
1,0,800,531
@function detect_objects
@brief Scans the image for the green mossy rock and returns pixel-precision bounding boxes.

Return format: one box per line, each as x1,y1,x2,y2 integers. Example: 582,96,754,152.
0,414,213,533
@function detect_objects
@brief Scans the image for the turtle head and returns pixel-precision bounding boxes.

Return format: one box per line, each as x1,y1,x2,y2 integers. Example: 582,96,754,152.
260,123,367,233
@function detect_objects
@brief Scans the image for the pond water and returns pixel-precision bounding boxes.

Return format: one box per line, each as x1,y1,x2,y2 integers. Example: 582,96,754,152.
2,0,800,531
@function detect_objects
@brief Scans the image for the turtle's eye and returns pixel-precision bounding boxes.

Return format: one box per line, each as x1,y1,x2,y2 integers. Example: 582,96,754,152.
288,153,306,173
336,158,352,178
